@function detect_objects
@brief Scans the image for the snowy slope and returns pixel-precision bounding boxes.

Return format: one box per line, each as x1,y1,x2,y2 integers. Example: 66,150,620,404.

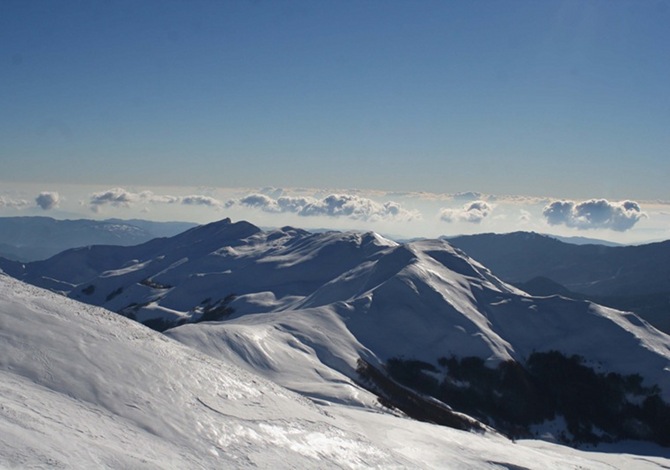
165,235,670,404
7,218,670,441
19,219,394,322
2,274,669,469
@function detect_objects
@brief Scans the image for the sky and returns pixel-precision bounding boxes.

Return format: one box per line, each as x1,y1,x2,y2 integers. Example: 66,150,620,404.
1,0,669,243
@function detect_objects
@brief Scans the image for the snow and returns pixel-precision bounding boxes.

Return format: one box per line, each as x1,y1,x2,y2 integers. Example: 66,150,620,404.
162,230,669,401
3,274,670,468
5,218,670,466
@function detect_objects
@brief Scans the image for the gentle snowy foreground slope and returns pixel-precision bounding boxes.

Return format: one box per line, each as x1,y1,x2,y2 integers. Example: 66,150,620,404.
2,274,669,469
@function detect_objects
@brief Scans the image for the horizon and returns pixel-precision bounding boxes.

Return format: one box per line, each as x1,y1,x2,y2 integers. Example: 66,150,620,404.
2,1,668,244
1,182,668,245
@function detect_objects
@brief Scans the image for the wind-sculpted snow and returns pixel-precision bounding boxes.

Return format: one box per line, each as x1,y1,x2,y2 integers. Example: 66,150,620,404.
3,274,670,468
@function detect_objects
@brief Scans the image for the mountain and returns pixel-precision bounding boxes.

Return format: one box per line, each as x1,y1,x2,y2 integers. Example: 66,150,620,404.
550,234,623,247
446,231,670,296
448,232,670,333
6,273,670,468
6,218,670,448
0,216,197,261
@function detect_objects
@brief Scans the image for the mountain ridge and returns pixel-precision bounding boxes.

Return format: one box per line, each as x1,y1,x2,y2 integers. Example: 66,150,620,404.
0,216,197,262
4,218,670,447
447,231,670,333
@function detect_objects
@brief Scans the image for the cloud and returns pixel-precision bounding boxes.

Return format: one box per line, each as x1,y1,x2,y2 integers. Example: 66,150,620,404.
486,194,551,205
451,191,484,202
376,190,550,205
89,188,139,210
440,201,493,224
35,192,60,210
542,199,646,231
181,195,221,207
227,193,419,221
88,188,221,212
231,194,278,210
0,196,31,209
144,193,180,204
258,187,285,199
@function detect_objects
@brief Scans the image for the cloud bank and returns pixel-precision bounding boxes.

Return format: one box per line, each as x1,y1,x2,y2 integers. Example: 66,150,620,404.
35,192,60,210
89,188,142,209
451,191,484,202
542,199,646,231
181,195,221,207
0,196,31,209
440,201,492,224
88,188,221,212
227,193,419,222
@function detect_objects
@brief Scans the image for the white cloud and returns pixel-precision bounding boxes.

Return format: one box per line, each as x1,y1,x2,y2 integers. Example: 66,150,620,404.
0,196,31,209
89,188,139,210
376,191,550,205
181,195,222,207
451,191,484,202
258,187,285,199
440,201,492,224
542,199,646,231
35,192,60,210
227,193,419,221
277,196,315,213
88,188,220,212
486,194,551,205
229,194,278,211
144,193,180,204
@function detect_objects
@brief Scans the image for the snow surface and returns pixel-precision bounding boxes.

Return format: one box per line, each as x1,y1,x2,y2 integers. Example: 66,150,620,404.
107,222,669,405
2,274,670,469
6,218,670,460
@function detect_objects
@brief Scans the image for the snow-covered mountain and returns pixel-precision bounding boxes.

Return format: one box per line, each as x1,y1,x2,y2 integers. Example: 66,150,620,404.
3,273,670,468
447,231,670,334
5,218,670,448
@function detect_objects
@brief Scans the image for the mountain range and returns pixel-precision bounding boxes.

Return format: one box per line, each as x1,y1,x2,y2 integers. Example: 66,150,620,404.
448,232,670,333
0,216,196,261
3,217,670,455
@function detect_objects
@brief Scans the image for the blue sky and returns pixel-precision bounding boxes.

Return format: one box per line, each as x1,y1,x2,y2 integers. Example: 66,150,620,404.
1,0,669,241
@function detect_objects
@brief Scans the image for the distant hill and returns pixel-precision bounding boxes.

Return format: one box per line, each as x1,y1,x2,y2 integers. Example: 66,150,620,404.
0,216,196,261
549,234,623,247
448,232,670,333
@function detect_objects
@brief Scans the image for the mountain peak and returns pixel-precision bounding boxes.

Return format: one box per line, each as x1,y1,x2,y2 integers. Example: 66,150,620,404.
178,218,261,242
